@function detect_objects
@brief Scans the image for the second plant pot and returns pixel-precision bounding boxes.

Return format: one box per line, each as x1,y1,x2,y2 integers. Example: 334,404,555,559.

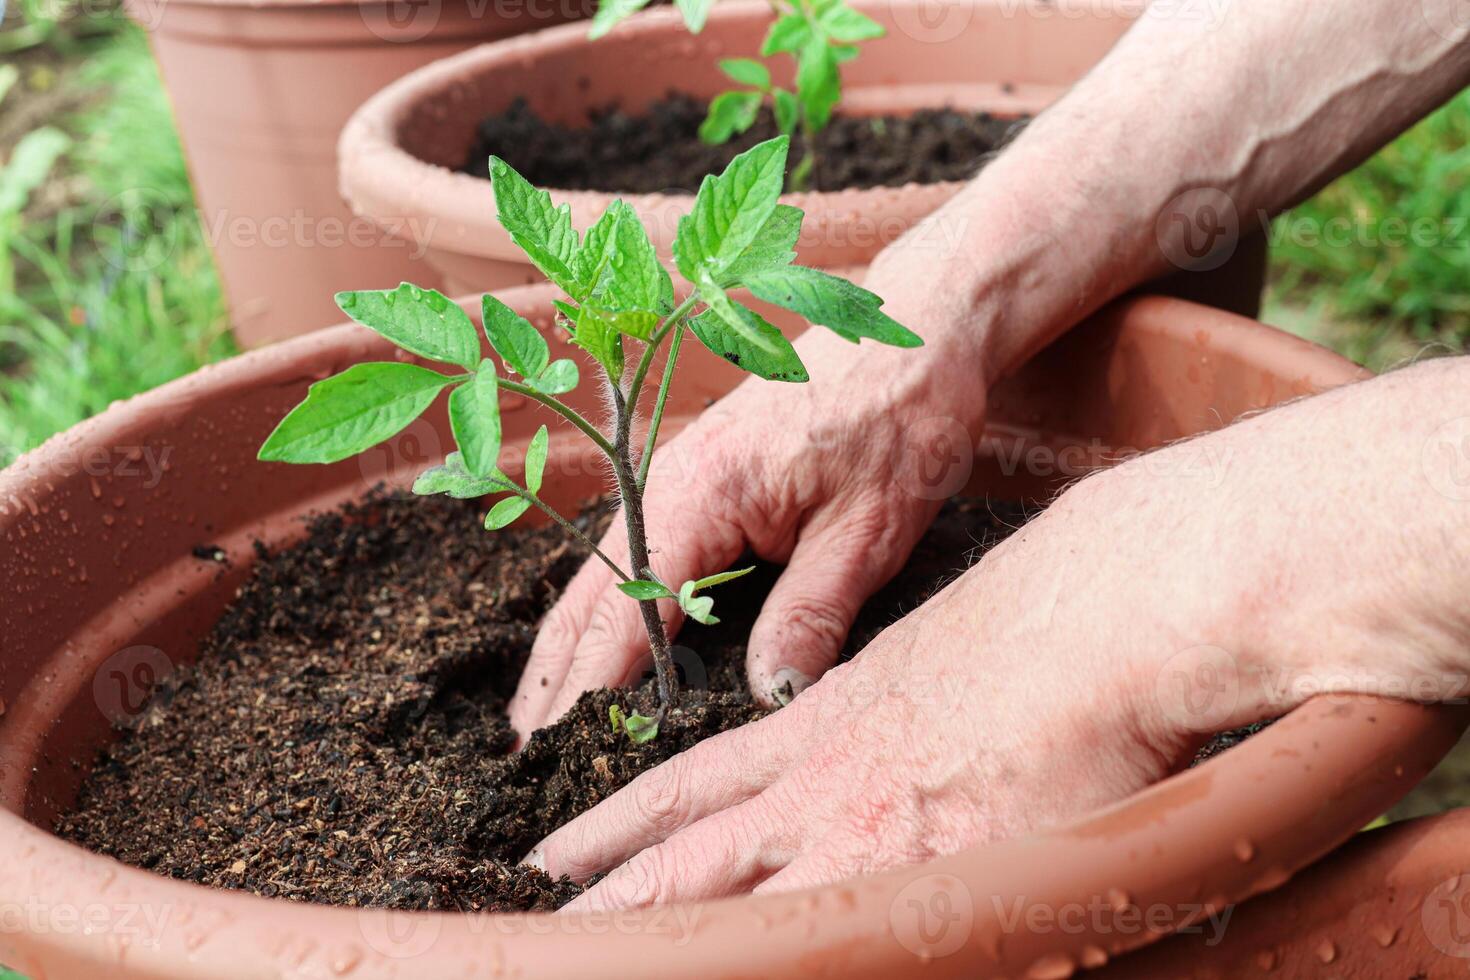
125,0,591,348
338,0,1268,317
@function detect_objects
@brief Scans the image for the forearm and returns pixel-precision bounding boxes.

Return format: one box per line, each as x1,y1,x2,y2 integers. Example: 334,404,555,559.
877,0,1470,390
1034,357,1470,743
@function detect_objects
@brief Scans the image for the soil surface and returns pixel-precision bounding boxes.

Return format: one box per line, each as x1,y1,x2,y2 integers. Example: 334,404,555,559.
57,493,1033,912
462,95,1024,194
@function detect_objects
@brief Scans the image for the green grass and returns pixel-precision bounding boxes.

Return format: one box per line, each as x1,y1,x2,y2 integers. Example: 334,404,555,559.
0,22,233,469
1267,87,1470,358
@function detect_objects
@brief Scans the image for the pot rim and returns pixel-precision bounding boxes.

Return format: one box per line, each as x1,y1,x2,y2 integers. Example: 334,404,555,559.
336,0,1071,263
0,287,1462,979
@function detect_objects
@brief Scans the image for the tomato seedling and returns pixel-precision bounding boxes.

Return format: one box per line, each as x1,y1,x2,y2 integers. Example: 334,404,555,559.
259,136,919,740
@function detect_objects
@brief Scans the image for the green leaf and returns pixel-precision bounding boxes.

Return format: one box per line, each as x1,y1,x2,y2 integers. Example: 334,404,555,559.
449,360,502,477
573,305,625,383
772,88,800,135
623,713,660,743
818,2,884,41
609,703,628,733
678,580,719,625
674,0,713,32
719,58,771,89
413,452,506,499
0,126,69,217
762,14,811,55
690,295,809,382
617,579,676,600
259,363,454,465
485,495,533,530
589,0,653,37
481,293,550,378
674,136,790,282
722,203,803,282
691,566,757,591
795,37,841,131
578,200,672,330
699,90,764,145
525,424,549,494
527,358,579,395
334,285,480,370
489,156,581,294
742,265,922,347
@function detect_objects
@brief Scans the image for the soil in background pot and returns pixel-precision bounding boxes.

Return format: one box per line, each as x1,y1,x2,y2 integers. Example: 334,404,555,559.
56,493,1032,912
462,95,1025,194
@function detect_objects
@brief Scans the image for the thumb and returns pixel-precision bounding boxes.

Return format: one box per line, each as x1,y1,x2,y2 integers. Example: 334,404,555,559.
745,508,908,707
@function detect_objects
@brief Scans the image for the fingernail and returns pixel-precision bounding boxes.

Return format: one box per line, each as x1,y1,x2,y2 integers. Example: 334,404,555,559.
521,846,547,872
771,667,814,706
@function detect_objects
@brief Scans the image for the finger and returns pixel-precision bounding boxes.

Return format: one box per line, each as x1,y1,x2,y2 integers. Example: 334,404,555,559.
508,518,628,739
746,504,915,707
527,703,815,881
561,794,795,912
751,848,849,897
541,490,746,725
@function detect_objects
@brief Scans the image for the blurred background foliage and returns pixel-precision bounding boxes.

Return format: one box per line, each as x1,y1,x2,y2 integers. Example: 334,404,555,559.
0,2,1466,470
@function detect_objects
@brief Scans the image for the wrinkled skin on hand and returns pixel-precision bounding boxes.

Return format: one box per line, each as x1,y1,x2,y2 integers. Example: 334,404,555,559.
528,475,1199,907
509,250,988,737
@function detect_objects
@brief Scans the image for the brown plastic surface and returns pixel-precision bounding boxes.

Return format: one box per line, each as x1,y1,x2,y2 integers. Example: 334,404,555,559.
127,0,587,347
339,0,1267,314
0,285,1457,979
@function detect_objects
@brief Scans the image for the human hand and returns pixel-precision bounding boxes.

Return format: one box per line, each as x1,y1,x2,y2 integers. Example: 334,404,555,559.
526,471,1208,905
529,358,1470,904
508,251,992,738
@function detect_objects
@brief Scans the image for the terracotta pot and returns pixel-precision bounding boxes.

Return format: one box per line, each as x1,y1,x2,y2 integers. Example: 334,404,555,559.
124,0,591,348
0,287,1455,979
1092,809,1470,977
338,0,1269,314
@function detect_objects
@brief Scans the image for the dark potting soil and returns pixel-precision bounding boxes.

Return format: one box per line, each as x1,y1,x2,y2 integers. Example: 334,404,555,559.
461,95,1025,194
55,493,1032,912
57,491,1254,913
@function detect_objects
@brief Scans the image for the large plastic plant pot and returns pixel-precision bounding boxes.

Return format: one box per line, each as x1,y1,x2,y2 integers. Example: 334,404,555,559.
0,285,1459,978
124,0,589,347
339,0,1268,312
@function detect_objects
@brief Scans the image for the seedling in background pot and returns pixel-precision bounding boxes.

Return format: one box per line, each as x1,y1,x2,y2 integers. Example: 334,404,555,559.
591,0,886,191
258,136,920,741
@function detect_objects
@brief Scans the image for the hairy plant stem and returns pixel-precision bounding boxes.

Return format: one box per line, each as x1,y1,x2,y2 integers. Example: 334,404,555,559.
637,320,687,491
610,383,679,722
626,294,699,408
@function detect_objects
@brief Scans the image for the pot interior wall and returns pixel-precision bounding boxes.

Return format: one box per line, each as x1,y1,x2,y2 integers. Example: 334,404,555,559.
395,0,1127,170
0,291,1360,838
